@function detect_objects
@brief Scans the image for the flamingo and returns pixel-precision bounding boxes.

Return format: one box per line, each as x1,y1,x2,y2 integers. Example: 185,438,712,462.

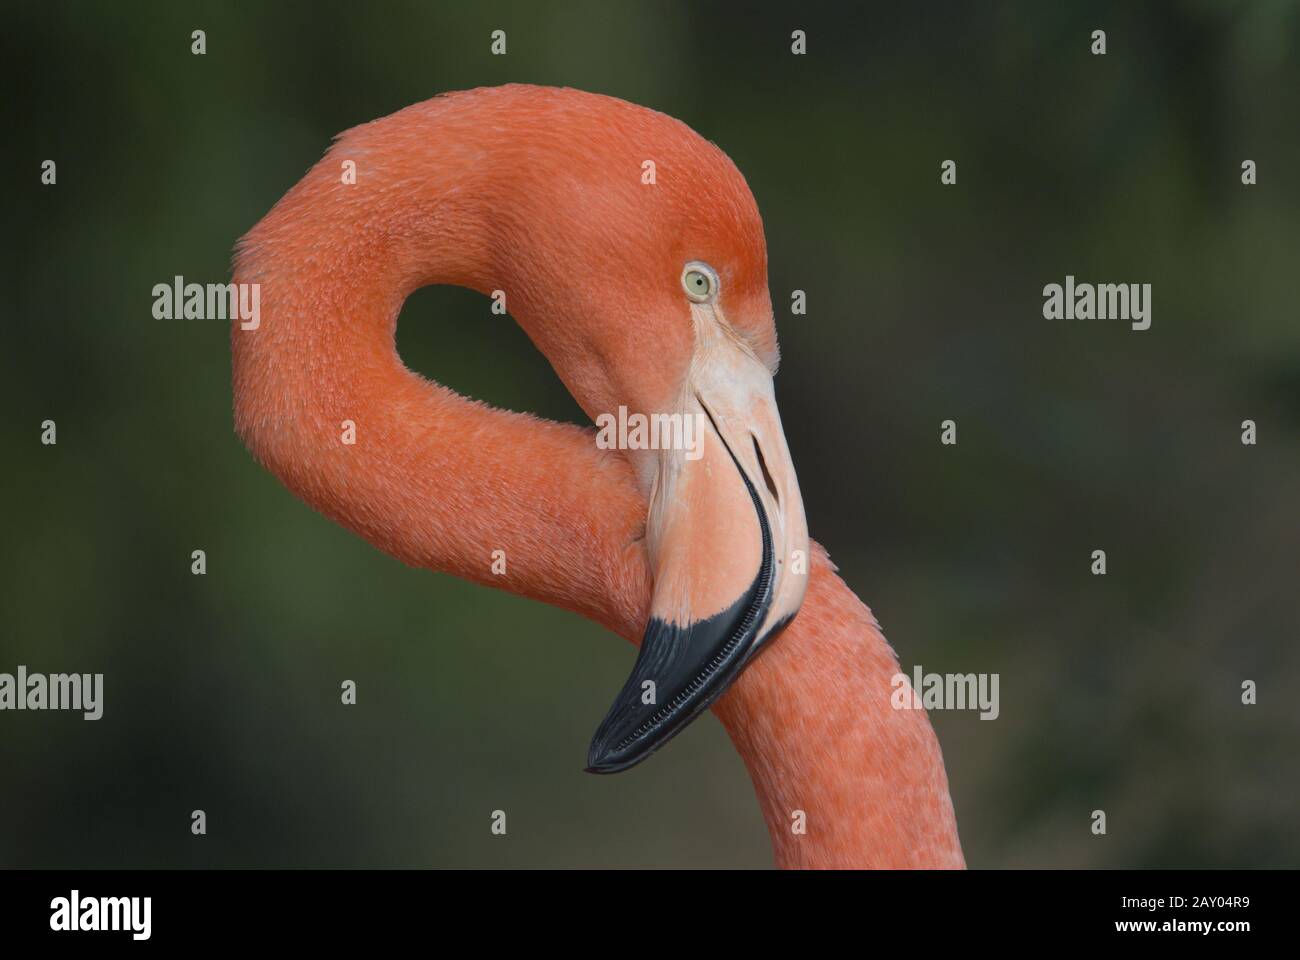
231,84,964,868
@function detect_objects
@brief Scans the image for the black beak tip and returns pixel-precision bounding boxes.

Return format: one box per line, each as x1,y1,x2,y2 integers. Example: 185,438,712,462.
583,463,779,775
585,739,640,775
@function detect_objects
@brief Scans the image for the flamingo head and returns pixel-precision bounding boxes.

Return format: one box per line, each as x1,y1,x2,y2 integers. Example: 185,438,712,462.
467,90,811,772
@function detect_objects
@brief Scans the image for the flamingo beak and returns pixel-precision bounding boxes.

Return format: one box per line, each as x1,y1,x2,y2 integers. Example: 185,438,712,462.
586,335,809,773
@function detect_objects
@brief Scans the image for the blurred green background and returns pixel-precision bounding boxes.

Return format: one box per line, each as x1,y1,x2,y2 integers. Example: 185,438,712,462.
2,0,1298,868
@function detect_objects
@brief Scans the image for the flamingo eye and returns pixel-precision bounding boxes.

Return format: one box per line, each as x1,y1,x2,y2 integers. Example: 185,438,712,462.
681,263,718,303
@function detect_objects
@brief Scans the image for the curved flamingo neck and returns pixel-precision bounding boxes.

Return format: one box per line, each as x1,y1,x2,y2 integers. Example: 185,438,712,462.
718,551,965,868
231,89,963,869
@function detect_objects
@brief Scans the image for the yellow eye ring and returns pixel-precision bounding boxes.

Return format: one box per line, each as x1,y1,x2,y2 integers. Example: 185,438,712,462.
681,263,718,303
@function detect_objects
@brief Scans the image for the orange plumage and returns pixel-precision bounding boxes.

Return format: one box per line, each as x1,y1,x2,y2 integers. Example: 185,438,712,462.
232,84,963,868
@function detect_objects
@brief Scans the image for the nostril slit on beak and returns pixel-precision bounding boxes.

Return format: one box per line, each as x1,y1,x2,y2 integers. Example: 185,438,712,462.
751,435,780,506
